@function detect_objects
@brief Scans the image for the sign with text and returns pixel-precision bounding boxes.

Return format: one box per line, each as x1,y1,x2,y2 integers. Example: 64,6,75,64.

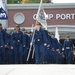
33,13,75,20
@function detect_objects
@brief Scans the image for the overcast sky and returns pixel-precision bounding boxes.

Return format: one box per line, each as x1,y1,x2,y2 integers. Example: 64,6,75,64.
52,0,75,3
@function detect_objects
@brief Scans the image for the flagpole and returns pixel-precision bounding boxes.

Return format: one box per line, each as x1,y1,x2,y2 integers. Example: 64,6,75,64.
26,25,36,62
32,45,35,59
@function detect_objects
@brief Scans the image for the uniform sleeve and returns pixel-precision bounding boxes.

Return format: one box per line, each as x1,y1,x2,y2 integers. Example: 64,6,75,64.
23,34,28,47
44,30,49,38
2,29,7,45
27,35,31,49
71,40,73,50
48,35,53,49
20,31,24,44
63,40,66,49
42,29,50,45
55,38,59,49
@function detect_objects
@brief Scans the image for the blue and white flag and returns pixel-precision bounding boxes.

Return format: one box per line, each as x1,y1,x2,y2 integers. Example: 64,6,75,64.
0,0,8,20
36,0,48,30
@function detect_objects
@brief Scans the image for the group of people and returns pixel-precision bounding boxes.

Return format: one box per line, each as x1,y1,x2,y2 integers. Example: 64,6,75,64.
0,22,75,64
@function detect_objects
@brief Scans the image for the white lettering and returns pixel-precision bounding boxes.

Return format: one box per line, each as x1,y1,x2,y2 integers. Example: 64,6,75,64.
56,14,60,20
61,14,65,20
33,13,75,20
71,14,75,19
66,14,71,19
48,14,53,20
0,13,6,18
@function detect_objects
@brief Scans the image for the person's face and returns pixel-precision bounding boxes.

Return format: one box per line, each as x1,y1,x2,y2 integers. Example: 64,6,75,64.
51,34,55,38
15,27,19,31
66,37,69,40
35,25,41,30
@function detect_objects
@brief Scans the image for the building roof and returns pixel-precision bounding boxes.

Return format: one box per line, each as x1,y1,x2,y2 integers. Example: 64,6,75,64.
7,3,75,9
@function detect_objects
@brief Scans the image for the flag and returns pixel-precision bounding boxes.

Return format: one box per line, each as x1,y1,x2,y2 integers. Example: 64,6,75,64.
0,0,8,20
55,25,60,42
36,0,48,30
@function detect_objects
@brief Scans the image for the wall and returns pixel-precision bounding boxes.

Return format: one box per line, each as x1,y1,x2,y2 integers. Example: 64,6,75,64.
7,4,75,27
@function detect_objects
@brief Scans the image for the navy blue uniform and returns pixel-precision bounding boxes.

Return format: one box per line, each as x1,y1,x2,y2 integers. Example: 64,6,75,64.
51,37,59,64
11,31,23,64
5,33,10,63
6,33,14,64
0,29,7,64
51,37,59,50
58,43,63,53
55,44,65,64
56,52,64,64
45,35,52,63
23,33,29,63
63,40,73,64
32,28,49,63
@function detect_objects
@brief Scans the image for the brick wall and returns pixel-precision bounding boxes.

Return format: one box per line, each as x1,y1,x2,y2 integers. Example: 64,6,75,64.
8,8,75,27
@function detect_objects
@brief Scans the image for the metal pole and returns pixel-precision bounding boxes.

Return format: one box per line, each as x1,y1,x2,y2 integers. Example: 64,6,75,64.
26,28,35,61
32,45,35,59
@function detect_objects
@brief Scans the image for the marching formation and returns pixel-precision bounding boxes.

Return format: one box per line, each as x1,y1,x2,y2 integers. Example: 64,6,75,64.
0,22,75,64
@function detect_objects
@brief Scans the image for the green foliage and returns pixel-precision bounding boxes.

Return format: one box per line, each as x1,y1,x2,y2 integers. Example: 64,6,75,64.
29,0,40,3
7,0,20,4
7,0,51,4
